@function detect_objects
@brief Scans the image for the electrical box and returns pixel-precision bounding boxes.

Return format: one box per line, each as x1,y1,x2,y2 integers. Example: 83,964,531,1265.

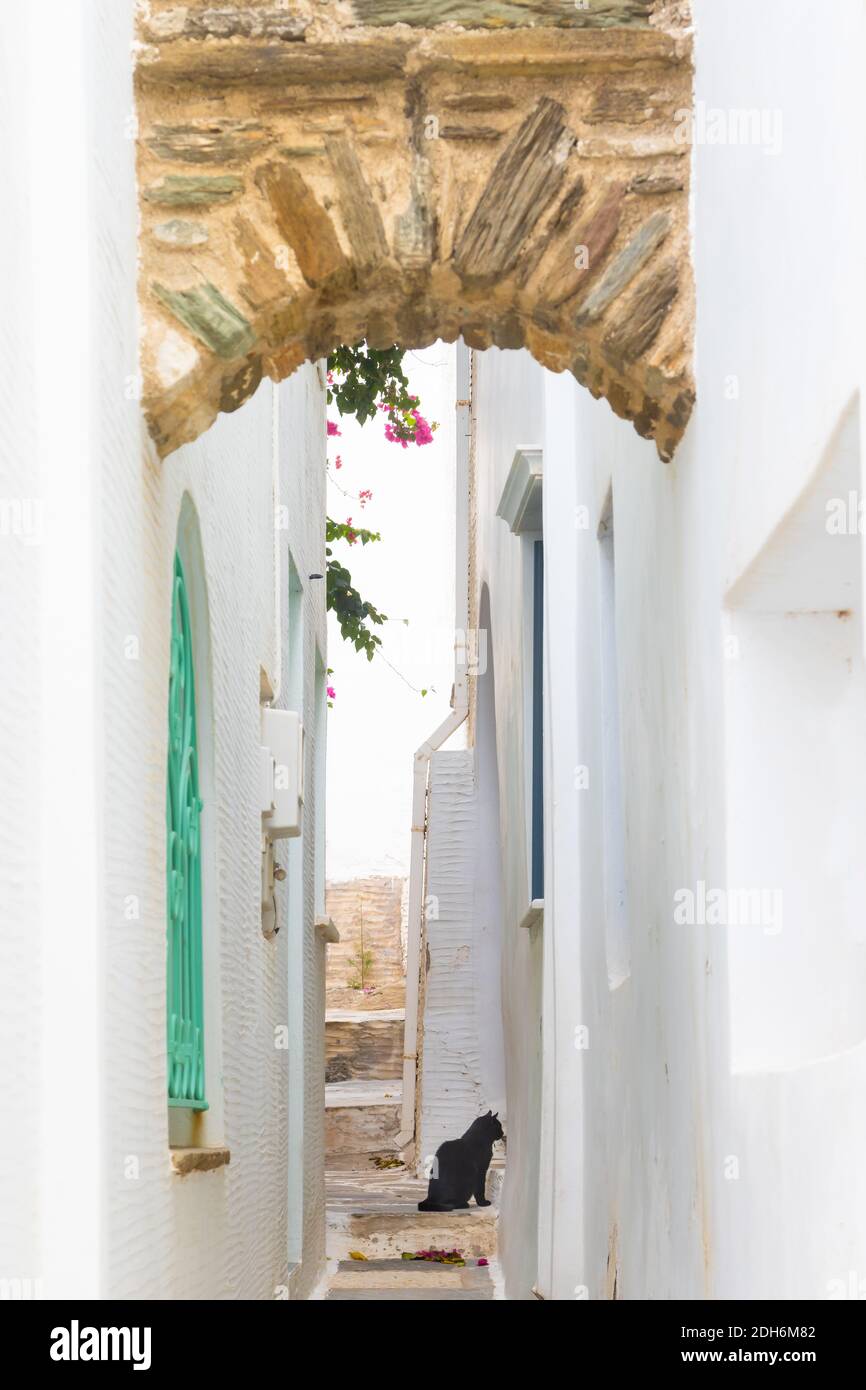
259,743,275,817
260,707,303,839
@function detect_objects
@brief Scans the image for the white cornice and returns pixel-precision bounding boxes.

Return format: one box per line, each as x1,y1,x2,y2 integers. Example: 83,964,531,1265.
496,447,543,534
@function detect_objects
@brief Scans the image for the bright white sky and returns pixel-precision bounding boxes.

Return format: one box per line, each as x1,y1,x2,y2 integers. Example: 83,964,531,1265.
325,341,461,882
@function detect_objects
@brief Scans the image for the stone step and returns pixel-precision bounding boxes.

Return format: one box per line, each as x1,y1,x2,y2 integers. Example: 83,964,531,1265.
325,1079,402,1108
325,1009,405,1023
326,1203,497,1263
323,1151,407,1173
326,1287,492,1300
325,1079,403,1157
327,984,406,1012
335,1257,486,1272
330,1257,492,1294
325,1106,401,1157
325,1167,500,1269
325,1014,404,1082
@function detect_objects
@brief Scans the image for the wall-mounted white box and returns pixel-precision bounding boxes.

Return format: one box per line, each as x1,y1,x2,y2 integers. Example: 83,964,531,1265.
259,744,275,817
261,708,304,839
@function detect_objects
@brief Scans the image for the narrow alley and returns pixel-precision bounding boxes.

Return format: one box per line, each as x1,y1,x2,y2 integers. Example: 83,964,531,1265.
3,0,866,1348
323,1170,499,1301
321,881,503,1299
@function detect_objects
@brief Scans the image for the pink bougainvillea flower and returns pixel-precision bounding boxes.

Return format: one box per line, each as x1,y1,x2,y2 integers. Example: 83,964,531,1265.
383,409,436,448
413,414,434,446
334,454,343,470
327,686,336,701
359,488,373,509
327,420,341,437
383,420,407,447
477,1258,489,1267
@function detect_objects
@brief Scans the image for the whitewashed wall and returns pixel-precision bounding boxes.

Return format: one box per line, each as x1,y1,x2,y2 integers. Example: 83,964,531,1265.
697,0,866,1302
418,749,507,1171
467,0,866,1302
0,0,142,1301
0,0,43,1303
469,351,547,1300
0,0,328,1301
103,366,327,1303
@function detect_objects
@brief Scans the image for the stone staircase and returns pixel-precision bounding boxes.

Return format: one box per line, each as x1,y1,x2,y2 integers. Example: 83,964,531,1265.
324,1076,403,1166
326,1259,495,1301
322,877,502,1298
324,1168,500,1301
324,879,408,1164
326,1007,405,1080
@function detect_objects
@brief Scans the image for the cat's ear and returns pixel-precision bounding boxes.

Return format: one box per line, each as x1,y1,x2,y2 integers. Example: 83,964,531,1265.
493,1112,499,1119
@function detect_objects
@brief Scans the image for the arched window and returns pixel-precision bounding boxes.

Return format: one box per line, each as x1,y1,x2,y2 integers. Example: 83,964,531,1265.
166,548,207,1111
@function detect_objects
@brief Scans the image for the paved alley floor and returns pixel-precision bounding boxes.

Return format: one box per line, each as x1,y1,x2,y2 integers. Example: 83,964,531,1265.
323,1167,501,1300
326,1257,495,1299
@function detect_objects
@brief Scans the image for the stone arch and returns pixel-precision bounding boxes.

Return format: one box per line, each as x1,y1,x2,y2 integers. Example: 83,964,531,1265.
136,2,695,460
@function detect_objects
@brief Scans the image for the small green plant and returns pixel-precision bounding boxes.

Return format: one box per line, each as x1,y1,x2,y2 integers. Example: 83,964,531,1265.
348,947,374,992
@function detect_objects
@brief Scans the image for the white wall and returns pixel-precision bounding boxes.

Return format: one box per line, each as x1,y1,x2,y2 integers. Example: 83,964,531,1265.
419,749,507,1171
0,0,140,1300
724,402,866,1075
698,0,865,1301
103,366,327,1302
325,345,458,882
469,349,547,1299
467,0,866,1301
0,0,44,1302
0,0,329,1300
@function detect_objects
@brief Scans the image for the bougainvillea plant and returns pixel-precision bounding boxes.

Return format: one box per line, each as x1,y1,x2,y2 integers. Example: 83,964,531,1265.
325,516,386,661
328,344,426,437
324,342,437,665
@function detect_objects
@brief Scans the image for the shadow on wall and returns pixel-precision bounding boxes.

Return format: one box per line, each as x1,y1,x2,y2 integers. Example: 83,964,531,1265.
475,585,508,1120
476,583,542,1297
723,394,866,1073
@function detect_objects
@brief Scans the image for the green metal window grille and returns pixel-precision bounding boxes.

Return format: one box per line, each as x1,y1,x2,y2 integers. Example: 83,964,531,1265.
166,549,207,1110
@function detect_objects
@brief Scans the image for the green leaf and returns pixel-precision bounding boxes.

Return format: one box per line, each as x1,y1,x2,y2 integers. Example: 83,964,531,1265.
327,342,417,433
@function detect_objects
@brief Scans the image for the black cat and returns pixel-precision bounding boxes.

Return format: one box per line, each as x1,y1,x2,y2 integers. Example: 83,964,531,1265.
418,1111,503,1212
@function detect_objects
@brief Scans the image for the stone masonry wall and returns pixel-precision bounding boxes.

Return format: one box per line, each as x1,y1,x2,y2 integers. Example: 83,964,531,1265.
135,1,695,462
326,876,407,1011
